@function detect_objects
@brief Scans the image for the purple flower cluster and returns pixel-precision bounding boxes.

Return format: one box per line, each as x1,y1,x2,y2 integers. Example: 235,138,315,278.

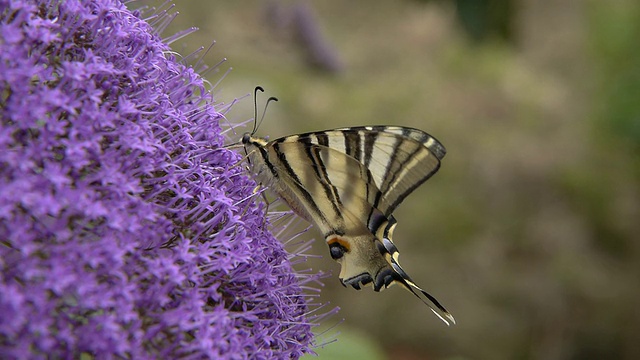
0,0,323,358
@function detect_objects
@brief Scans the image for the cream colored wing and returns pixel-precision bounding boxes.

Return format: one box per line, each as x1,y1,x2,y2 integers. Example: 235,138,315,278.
286,126,445,218
249,137,393,239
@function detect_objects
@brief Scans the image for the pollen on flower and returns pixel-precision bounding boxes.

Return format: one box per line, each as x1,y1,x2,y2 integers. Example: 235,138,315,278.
0,0,330,358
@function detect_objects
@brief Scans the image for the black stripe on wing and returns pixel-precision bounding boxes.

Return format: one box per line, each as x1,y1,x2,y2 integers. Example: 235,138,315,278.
271,141,330,226
362,129,377,170
344,130,362,162
299,136,343,217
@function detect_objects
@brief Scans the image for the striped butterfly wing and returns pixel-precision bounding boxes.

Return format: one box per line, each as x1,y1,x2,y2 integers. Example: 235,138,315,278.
244,134,390,235
242,126,454,325
325,126,446,217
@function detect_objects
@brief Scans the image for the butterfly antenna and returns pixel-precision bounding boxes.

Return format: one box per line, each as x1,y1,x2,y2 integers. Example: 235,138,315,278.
253,86,264,134
252,86,278,135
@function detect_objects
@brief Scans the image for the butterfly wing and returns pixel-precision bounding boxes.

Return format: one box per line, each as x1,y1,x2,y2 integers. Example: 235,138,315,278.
243,126,445,225
296,126,446,217
250,136,392,238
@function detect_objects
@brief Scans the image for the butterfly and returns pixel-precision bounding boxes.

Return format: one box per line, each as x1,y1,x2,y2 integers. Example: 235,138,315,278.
240,88,455,325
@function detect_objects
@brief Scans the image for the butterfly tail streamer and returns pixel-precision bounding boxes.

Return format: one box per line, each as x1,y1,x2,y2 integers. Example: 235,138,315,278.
405,280,456,326
390,259,456,326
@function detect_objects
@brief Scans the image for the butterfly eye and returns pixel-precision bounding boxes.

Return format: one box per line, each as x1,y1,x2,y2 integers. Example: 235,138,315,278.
329,242,348,260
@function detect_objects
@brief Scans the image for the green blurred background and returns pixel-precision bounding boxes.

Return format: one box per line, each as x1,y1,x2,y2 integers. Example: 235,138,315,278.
161,0,640,358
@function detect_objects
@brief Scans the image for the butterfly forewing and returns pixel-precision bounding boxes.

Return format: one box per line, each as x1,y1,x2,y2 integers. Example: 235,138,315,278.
258,137,391,239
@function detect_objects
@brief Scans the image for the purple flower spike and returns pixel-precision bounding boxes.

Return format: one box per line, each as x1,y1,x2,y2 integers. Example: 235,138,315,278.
0,1,329,358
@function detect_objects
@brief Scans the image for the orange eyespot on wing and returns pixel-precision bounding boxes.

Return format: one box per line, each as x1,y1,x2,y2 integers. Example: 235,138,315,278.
326,235,351,252
327,235,351,260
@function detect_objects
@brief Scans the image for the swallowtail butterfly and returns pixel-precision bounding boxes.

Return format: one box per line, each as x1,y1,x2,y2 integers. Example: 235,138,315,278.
240,88,455,325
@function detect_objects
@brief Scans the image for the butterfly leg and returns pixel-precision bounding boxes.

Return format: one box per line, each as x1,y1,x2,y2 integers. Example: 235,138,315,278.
254,184,272,228
235,183,270,227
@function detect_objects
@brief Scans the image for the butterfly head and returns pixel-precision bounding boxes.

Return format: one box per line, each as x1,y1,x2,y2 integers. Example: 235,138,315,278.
241,132,269,147
241,132,252,145
241,132,269,163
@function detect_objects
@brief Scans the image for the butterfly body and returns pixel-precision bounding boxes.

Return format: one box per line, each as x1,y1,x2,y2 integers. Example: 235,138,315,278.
242,125,455,325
